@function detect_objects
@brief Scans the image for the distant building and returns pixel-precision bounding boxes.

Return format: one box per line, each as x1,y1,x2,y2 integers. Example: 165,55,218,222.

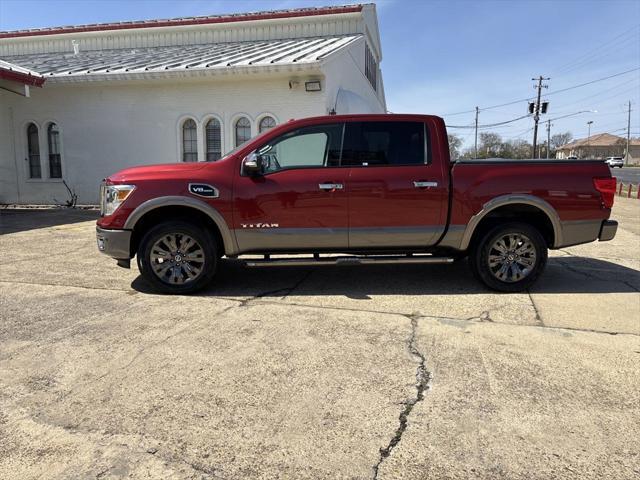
0,4,386,204
556,133,640,164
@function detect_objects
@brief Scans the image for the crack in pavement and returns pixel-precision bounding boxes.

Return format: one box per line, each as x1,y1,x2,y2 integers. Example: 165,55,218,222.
466,310,494,323
526,290,544,326
10,406,230,480
555,251,640,292
53,272,314,400
372,314,431,479
3,276,635,337
249,298,640,337
0,279,132,293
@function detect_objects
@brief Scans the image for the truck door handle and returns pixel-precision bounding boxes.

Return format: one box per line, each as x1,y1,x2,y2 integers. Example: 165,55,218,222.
413,181,438,188
319,183,344,191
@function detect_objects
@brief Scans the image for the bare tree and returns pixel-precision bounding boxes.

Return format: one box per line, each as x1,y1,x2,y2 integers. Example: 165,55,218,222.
479,132,502,158
550,132,573,150
447,134,463,160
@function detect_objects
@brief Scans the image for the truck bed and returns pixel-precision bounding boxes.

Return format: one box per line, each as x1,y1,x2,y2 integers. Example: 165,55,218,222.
444,158,613,250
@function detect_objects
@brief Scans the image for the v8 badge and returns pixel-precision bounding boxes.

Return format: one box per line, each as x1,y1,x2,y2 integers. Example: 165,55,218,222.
189,183,219,198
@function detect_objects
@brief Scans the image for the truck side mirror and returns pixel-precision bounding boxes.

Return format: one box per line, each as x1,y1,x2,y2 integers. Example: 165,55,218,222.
242,152,264,176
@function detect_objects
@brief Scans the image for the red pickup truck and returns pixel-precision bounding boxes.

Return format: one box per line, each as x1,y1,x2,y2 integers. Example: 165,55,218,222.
96,114,617,294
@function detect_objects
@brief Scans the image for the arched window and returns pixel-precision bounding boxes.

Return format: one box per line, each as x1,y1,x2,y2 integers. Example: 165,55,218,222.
27,123,41,179
205,118,222,161
47,123,62,178
182,119,198,162
234,117,251,147
259,116,276,133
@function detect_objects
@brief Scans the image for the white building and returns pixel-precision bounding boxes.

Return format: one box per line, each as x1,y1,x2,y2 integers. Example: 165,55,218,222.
0,4,385,204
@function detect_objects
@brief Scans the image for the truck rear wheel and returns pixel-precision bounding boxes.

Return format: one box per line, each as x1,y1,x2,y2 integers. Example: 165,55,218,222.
470,222,547,292
137,221,217,294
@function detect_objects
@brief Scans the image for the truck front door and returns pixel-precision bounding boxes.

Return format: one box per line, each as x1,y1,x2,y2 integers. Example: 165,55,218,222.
343,120,448,248
233,123,348,252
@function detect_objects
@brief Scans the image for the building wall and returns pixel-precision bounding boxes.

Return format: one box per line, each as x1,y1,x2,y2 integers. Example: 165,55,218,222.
323,37,385,114
1,73,329,204
0,91,20,203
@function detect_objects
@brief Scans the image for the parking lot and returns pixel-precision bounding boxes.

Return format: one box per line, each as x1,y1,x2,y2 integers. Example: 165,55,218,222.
1,198,638,479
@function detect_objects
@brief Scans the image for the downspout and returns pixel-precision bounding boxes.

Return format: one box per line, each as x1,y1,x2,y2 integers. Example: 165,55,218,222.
8,106,22,204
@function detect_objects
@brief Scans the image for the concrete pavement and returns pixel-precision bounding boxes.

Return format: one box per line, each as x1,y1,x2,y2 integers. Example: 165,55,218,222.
0,199,638,479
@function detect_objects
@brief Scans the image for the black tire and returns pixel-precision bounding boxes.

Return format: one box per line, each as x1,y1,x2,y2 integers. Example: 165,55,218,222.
137,221,218,294
469,222,547,292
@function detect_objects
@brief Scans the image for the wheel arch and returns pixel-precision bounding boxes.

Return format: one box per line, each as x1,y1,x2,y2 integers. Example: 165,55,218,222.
461,195,562,250
125,196,238,256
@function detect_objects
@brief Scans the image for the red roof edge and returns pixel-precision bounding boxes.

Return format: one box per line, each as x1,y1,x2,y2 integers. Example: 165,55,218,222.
0,5,364,39
0,67,45,86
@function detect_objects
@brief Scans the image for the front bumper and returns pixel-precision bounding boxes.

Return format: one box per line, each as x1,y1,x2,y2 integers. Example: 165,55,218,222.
598,220,618,242
96,226,132,259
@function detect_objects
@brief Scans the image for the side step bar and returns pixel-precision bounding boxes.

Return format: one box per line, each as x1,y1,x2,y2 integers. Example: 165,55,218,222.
244,254,455,267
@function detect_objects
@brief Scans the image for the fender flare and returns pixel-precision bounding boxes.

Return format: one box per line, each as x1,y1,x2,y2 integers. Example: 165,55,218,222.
459,194,562,250
124,196,239,255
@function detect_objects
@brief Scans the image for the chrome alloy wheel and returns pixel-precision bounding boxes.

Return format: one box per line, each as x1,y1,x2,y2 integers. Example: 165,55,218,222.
487,233,537,283
149,233,205,285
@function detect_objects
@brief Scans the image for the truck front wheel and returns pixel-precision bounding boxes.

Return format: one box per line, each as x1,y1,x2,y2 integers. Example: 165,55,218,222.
470,222,547,292
137,221,218,294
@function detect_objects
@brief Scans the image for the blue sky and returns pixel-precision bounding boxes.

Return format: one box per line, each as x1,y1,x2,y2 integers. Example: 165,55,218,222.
1,0,638,148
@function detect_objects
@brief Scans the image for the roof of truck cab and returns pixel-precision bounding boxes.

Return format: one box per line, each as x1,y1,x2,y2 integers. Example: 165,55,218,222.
287,113,444,122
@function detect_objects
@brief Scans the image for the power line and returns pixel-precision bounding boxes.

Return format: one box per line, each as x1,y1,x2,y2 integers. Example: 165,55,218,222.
551,84,640,112
544,67,640,98
441,67,640,117
505,126,534,139
588,107,635,116
446,113,531,129
550,77,638,109
546,110,595,123
552,25,640,76
555,37,639,78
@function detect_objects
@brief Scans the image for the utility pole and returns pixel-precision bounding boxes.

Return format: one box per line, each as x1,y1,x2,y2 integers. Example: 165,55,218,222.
531,75,550,158
546,119,551,159
474,106,479,158
587,120,594,148
626,100,631,166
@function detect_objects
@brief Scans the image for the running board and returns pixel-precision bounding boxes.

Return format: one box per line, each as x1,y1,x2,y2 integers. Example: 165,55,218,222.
243,254,455,267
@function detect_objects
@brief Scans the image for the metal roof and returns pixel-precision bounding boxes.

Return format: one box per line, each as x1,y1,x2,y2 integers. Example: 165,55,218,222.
0,5,365,39
0,59,45,86
558,133,640,149
1,35,359,81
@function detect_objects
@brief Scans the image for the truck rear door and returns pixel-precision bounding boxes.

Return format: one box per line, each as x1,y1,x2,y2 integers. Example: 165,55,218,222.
343,120,448,248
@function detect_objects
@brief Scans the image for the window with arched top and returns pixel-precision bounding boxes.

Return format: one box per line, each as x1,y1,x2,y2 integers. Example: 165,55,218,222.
235,117,251,147
182,119,198,162
47,123,62,178
259,116,276,134
205,118,222,161
27,123,41,179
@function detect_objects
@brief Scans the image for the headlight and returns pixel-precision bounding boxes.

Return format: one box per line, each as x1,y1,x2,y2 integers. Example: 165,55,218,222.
100,184,135,216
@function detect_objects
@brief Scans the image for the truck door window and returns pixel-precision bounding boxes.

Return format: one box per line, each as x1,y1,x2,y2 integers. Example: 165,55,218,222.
258,123,343,174
342,121,428,166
